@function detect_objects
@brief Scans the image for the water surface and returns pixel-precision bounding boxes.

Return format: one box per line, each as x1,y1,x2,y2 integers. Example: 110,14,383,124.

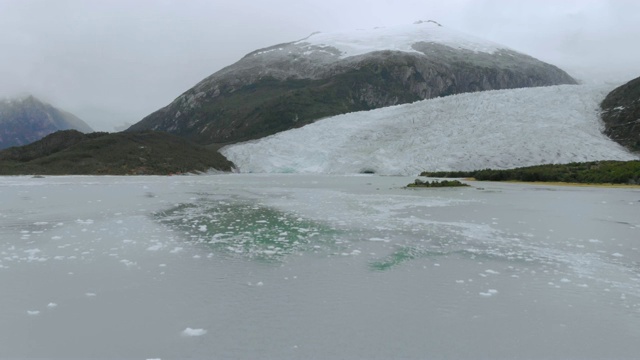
0,174,639,359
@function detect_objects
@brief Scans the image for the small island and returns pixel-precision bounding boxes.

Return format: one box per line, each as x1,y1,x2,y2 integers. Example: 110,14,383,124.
419,160,640,185
407,179,470,188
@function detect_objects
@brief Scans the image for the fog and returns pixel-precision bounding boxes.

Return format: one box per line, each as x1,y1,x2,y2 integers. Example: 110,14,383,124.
1,0,639,131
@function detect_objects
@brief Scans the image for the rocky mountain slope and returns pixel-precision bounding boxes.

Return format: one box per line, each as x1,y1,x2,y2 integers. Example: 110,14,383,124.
128,21,576,145
600,76,640,152
221,84,638,175
0,130,234,175
0,96,93,150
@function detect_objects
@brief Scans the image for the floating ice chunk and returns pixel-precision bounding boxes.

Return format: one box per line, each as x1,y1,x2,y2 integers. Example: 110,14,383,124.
47,303,58,308
256,281,264,287
479,289,498,297
612,253,624,257
369,237,390,243
34,222,48,225
27,310,40,316
85,292,97,297
51,236,62,240
181,328,207,337
170,247,183,254
24,248,41,256
76,219,94,225
560,278,571,283
120,259,137,267
485,269,500,275
147,244,164,251
455,280,465,284
198,225,207,232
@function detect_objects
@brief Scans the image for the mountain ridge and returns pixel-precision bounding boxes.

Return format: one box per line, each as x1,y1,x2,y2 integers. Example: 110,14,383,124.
128,22,576,145
0,95,93,150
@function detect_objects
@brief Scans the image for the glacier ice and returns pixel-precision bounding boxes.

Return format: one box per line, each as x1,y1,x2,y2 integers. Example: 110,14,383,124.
222,84,639,175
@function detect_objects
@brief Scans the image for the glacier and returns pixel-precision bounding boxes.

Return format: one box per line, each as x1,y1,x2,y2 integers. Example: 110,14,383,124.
222,84,639,175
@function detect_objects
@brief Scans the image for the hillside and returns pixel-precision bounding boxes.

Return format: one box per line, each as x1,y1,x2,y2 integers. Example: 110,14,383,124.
0,96,93,150
601,75,640,152
0,130,234,175
128,21,576,145
221,84,638,175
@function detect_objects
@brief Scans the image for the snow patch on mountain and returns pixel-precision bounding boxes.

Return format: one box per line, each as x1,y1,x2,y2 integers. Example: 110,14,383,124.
221,84,639,175
295,21,506,59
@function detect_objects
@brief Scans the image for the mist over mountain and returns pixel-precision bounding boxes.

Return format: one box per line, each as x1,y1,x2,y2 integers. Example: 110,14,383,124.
128,22,576,145
0,96,93,150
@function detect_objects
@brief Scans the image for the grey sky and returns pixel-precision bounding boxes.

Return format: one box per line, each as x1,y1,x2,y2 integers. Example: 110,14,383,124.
1,0,639,131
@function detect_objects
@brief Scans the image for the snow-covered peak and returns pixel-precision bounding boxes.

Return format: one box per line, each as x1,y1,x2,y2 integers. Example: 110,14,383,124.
295,21,507,59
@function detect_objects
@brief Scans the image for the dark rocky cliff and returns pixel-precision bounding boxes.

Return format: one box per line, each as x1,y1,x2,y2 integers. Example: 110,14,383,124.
129,23,576,145
601,76,640,152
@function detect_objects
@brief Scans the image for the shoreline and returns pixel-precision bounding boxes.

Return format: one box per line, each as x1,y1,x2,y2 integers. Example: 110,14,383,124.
462,178,640,188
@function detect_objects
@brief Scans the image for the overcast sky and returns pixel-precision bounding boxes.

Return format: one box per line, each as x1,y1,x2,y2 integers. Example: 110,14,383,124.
1,0,639,131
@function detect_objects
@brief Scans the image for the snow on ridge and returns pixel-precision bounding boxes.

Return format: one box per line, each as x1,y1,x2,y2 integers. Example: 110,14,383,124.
295,21,507,59
221,84,639,176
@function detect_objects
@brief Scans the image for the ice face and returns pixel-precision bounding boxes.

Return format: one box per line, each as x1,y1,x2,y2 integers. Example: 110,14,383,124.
222,84,638,175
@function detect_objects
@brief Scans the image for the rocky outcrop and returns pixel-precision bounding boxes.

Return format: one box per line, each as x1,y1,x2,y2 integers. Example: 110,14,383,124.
601,76,640,152
0,96,93,150
129,22,576,145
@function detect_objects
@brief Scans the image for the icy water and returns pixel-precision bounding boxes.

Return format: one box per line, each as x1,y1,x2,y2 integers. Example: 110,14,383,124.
0,174,639,359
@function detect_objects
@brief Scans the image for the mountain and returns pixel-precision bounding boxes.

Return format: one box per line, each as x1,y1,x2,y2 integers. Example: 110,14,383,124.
0,95,93,150
0,130,234,175
128,21,576,145
600,76,640,152
221,84,638,175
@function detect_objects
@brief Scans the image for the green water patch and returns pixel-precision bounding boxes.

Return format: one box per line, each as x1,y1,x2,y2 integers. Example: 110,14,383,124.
369,245,450,271
154,199,341,261
368,235,537,271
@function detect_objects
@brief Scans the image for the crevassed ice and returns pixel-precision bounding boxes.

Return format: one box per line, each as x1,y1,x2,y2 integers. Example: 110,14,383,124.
222,84,638,175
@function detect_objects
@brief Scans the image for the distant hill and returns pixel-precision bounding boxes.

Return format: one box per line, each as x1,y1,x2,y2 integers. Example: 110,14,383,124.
601,76,640,152
128,21,576,145
0,95,93,150
0,130,234,175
